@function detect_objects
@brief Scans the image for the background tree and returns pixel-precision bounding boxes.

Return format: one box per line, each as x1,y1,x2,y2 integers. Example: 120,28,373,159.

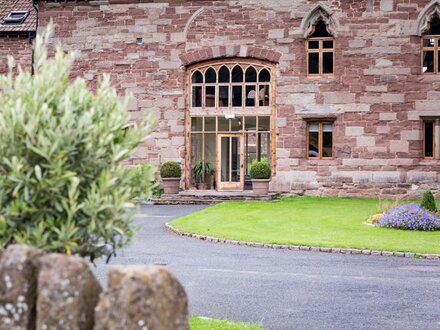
0,24,155,262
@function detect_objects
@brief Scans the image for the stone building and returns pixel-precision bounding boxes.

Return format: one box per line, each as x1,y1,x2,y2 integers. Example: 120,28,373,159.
1,0,439,197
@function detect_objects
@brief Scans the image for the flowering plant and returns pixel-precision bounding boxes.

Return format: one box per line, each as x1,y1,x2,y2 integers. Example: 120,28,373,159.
378,204,440,231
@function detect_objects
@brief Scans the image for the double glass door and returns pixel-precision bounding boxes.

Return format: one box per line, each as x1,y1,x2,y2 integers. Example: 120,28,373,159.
217,134,244,191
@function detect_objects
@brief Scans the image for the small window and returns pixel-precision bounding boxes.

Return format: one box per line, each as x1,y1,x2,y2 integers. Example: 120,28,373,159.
3,11,29,25
306,20,335,77
424,121,435,159
307,122,333,159
422,16,440,74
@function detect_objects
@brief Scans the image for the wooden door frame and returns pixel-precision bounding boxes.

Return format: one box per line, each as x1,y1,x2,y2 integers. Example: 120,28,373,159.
216,133,244,191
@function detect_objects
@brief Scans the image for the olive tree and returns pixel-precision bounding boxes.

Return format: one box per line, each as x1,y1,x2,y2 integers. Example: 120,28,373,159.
0,24,155,261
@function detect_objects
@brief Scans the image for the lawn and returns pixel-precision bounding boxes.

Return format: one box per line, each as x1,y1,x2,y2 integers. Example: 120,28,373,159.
171,197,440,254
190,316,262,330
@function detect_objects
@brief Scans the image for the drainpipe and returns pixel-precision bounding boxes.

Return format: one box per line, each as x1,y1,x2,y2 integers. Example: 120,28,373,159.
30,0,39,75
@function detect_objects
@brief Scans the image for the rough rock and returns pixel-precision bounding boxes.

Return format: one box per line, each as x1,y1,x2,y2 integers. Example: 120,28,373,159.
94,266,188,330
36,253,102,330
0,245,42,330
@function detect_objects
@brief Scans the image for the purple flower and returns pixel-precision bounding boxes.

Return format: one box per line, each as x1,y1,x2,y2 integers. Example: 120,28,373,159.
378,204,440,231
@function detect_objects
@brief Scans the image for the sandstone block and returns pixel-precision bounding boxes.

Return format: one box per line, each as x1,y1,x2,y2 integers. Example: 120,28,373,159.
94,266,188,330
345,126,364,137
37,254,102,330
0,245,42,330
389,140,409,153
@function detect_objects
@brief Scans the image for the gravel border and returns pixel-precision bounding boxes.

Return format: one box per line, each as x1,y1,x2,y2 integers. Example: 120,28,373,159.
165,223,440,260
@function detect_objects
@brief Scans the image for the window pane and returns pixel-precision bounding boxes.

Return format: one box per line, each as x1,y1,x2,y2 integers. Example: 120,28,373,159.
245,133,257,176
425,122,434,158
219,66,230,83
205,117,216,131
191,134,203,178
258,116,270,131
205,68,216,83
221,136,230,182
245,85,256,107
322,124,333,158
259,133,270,161
218,117,229,131
219,86,229,107
245,66,257,82
423,38,435,47
232,66,243,82
308,123,319,158
231,117,243,131
204,134,216,178
205,86,215,107
191,117,203,131
232,86,243,107
259,68,271,82
192,86,202,107
309,20,332,38
245,116,257,131
428,16,440,35
423,51,434,73
192,71,203,83
308,53,319,74
323,52,334,74
323,40,333,49
308,40,319,49
259,85,270,106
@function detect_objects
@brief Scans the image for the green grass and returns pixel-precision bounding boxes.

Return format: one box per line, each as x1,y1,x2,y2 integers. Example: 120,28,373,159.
190,316,262,330
171,197,440,254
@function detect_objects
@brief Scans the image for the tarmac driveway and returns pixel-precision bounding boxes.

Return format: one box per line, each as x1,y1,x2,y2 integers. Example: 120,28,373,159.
93,204,440,330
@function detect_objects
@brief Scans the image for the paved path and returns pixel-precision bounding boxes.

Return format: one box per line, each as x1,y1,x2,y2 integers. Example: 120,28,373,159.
93,205,440,330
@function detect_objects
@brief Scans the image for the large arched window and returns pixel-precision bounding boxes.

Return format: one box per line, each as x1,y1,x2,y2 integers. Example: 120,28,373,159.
421,15,440,74
190,62,273,109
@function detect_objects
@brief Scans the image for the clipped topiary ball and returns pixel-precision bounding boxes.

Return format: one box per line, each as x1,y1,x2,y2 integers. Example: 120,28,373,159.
160,161,182,178
420,190,437,212
249,158,271,180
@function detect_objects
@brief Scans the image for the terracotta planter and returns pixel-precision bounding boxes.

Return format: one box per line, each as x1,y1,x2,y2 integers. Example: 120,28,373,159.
162,178,180,194
252,179,270,195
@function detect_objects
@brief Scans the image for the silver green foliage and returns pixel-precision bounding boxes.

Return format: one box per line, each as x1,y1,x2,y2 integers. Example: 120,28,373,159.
0,25,156,261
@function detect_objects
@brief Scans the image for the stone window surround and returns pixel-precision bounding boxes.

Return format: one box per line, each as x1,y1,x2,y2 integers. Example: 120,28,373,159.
304,117,336,160
422,117,440,160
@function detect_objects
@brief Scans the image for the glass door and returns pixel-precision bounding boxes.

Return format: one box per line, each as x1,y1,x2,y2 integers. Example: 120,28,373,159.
217,134,244,190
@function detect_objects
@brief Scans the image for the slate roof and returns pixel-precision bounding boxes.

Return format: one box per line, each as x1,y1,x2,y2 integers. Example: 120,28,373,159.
0,0,37,35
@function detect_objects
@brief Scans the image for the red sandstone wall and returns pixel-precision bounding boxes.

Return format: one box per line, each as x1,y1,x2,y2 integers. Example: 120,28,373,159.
1,0,439,198
0,37,32,75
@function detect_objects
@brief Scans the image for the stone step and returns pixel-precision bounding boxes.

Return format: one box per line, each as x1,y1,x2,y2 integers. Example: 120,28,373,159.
151,192,278,205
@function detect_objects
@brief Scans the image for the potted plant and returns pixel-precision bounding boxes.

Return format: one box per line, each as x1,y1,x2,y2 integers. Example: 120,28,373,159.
160,161,181,194
249,158,271,195
193,160,212,190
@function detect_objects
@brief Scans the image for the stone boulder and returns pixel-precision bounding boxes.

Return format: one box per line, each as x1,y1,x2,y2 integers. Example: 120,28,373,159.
36,253,102,330
94,266,188,330
0,245,42,330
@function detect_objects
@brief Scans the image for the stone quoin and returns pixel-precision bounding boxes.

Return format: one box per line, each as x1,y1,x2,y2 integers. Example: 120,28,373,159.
1,0,439,198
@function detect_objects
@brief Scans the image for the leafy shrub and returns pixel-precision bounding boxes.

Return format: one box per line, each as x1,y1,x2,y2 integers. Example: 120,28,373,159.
0,25,155,261
128,164,157,201
420,190,437,212
378,204,440,231
249,158,271,180
160,161,181,178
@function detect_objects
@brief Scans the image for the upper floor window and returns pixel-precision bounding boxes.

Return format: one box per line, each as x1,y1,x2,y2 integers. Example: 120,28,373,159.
422,16,440,74
306,20,335,76
190,61,273,109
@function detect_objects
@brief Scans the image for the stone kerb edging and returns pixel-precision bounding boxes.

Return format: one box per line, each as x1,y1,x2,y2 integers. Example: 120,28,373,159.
165,223,440,260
